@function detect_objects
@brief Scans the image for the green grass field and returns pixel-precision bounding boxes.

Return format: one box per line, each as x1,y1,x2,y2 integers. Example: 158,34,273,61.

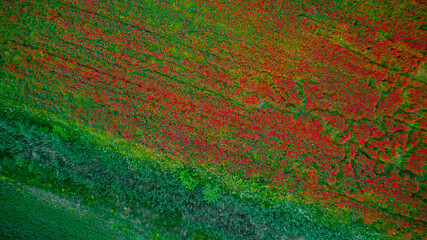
0,176,142,240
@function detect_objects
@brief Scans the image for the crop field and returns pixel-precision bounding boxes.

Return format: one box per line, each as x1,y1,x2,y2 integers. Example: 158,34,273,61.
1,0,426,239
0,175,146,240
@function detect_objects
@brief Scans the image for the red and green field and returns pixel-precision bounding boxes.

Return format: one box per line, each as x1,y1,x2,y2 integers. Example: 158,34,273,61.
1,0,426,239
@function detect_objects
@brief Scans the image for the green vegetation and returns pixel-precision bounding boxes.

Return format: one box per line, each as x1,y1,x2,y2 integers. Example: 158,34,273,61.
179,169,200,191
0,176,142,240
0,99,385,239
52,125,70,141
203,184,222,203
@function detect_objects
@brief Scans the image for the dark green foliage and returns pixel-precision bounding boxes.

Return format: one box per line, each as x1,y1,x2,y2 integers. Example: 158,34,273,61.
52,125,70,141
0,179,142,240
203,183,222,203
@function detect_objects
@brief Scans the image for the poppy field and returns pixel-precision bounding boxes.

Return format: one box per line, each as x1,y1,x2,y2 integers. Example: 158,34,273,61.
1,0,426,239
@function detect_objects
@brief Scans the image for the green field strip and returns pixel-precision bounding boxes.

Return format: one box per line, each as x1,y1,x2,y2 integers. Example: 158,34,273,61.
0,176,143,240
